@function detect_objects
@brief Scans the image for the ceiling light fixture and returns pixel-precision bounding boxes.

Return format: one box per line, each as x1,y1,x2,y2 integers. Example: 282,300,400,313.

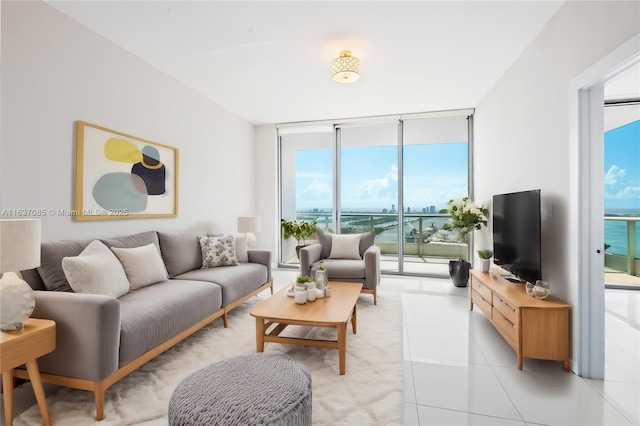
331,50,360,84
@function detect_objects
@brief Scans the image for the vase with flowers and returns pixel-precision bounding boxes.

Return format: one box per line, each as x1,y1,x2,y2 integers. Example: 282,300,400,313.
443,197,488,287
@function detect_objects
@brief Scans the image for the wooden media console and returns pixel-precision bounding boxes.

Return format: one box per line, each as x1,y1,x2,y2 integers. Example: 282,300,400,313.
469,269,570,371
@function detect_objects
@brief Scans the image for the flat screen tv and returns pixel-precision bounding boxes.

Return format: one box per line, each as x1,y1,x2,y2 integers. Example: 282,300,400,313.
492,189,541,285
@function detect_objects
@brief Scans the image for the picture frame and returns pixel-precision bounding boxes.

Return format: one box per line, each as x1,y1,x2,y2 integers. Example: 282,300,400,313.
74,121,179,220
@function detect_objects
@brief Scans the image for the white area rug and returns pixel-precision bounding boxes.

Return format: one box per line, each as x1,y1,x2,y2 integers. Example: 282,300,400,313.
15,291,402,426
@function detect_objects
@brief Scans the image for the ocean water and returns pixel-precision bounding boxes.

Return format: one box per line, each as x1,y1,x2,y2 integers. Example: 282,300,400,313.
604,218,640,256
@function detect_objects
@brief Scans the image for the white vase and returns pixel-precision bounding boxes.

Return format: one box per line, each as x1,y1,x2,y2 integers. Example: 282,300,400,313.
0,272,35,330
480,259,491,272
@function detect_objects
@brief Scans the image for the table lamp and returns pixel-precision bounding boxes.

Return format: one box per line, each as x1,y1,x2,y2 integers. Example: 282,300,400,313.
0,219,41,331
237,216,261,248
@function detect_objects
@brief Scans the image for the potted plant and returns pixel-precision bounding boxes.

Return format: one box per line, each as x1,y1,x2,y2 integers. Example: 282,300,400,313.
281,218,318,257
477,249,493,272
443,197,488,287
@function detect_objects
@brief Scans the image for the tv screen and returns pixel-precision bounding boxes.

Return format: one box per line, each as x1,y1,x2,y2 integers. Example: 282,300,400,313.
492,189,541,284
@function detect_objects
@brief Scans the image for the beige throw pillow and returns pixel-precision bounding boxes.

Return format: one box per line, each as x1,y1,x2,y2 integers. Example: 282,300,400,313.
328,234,362,259
62,240,130,298
111,243,169,290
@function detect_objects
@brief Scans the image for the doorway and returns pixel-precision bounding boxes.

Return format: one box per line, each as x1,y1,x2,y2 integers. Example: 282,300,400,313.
574,35,640,379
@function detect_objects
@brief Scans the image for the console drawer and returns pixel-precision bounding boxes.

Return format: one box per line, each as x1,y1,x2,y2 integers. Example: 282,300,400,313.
493,294,517,324
472,289,492,319
472,278,492,303
493,307,516,344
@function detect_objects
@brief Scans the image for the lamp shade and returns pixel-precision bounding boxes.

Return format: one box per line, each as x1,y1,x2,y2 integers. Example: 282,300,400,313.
0,219,41,273
237,216,261,234
331,50,360,84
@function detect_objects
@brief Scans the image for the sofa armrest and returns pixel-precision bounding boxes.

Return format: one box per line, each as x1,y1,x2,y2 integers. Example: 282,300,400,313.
299,244,322,277
30,291,121,382
364,245,381,291
247,249,272,282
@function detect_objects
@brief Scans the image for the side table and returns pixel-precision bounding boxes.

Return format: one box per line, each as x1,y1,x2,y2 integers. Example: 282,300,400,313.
1,318,56,426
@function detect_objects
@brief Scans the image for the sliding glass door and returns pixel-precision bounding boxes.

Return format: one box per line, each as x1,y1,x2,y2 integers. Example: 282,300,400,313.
278,111,472,276
338,122,400,272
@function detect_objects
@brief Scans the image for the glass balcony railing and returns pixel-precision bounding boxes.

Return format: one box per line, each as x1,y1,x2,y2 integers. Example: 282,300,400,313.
291,212,468,262
604,216,639,278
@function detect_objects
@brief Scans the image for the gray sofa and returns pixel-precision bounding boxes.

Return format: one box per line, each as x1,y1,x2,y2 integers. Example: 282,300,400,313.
20,230,272,421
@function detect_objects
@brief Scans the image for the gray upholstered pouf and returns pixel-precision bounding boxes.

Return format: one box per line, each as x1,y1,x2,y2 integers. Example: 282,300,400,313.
168,353,312,426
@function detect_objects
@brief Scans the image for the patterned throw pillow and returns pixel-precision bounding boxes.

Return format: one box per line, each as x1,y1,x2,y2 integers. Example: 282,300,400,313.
199,235,238,268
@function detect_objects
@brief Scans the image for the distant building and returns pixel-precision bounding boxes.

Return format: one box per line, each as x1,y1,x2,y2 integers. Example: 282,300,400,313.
430,205,436,214
383,208,388,213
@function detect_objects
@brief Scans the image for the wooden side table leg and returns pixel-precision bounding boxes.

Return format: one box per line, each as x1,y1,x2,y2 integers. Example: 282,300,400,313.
25,359,52,426
352,305,357,334
2,370,14,426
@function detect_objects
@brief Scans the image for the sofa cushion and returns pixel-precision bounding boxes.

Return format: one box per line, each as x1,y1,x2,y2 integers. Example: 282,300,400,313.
311,259,365,280
234,234,249,263
175,263,267,307
111,243,169,290
117,280,223,366
157,231,203,277
38,239,92,292
62,240,130,298
100,230,160,250
200,236,238,268
328,234,362,259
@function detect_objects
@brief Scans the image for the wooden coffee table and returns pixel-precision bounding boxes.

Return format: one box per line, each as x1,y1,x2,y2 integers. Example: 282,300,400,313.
249,281,363,375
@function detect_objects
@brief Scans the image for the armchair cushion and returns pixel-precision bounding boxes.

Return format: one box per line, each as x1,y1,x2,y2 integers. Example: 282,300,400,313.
317,229,376,259
328,234,361,259
311,259,365,280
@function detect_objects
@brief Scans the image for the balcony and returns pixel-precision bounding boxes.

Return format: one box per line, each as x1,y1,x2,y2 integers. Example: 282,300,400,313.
284,212,467,276
605,216,640,289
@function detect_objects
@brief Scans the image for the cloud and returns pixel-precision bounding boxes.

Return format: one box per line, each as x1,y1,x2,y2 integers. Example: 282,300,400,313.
605,165,626,186
605,185,640,200
352,164,398,202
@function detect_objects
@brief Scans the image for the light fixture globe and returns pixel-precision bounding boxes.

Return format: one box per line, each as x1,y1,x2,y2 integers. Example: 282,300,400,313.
331,50,360,84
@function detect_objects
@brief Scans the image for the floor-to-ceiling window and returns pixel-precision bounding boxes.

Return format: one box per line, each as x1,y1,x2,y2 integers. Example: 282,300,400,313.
278,110,473,276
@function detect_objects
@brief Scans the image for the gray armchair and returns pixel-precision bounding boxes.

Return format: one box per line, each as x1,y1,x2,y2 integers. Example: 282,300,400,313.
299,229,381,304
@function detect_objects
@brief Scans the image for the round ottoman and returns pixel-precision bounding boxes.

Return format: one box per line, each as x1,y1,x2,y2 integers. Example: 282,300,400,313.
168,353,312,426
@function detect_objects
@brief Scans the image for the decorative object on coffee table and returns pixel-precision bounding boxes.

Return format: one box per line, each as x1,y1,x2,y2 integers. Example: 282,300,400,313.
0,219,41,331
443,198,488,287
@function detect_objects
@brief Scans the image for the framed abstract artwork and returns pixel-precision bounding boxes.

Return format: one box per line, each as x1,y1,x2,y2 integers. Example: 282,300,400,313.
74,121,179,220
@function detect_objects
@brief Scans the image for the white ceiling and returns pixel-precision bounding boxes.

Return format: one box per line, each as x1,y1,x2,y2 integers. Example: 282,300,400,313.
46,1,568,125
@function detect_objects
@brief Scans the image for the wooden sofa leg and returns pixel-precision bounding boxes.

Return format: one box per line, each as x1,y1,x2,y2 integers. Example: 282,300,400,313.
223,311,229,328
374,288,377,306
94,382,105,421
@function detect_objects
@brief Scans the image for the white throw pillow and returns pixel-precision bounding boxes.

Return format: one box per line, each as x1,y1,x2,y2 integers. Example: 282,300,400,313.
200,235,238,268
234,233,249,263
62,240,129,298
328,234,362,259
111,243,169,290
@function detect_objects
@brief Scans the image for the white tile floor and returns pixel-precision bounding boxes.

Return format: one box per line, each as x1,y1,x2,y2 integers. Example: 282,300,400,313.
3,271,639,426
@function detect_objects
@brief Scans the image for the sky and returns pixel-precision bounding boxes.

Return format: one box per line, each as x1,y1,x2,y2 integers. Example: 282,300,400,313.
294,119,639,214
604,120,640,212
295,142,469,212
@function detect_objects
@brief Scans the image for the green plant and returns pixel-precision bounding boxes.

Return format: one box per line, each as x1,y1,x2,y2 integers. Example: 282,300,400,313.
477,249,493,259
442,197,488,243
281,218,317,245
296,275,314,284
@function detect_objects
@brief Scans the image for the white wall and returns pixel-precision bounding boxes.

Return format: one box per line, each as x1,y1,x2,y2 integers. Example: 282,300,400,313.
474,1,639,370
1,1,256,242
